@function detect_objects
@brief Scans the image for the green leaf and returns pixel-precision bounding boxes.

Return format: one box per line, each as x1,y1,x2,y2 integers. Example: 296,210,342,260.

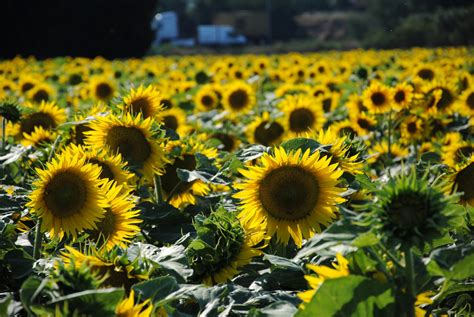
450,252,474,280
177,168,230,185
352,232,380,247
296,276,394,317
264,254,302,272
281,138,326,154
47,288,124,316
127,243,193,281
235,144,268,162
255,301,298,317
4,249,35,280
132,276,179,304
429,245,474,280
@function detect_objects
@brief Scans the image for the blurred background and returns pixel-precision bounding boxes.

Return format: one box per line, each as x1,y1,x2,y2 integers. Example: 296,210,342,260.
2,0,473,59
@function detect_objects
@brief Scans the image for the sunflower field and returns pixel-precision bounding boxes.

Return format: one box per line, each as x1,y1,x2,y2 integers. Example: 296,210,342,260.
0,47,473,317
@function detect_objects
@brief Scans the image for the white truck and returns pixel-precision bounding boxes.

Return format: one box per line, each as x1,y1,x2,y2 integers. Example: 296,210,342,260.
197,25,247,46
152,11,179,44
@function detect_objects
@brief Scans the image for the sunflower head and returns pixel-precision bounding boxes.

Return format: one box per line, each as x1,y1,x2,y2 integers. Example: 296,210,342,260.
235,147,345,247
61,245,149,290
85,113,169,181
367,168,463,249
27,151,108,238
280,94,325,137
451,157,474,206
0,100,21,123
121,85,163,119
246,112,285,146
16,101,66,137
186,208,265,285
86,181,141,250
222,81,256,115
362,83,393,114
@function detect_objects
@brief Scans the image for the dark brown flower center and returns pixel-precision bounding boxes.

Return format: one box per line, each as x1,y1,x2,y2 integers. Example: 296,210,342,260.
128,97,153,118
289,108,315,133
417,69,434,81
454,162,474,202
88,158,115,181
394,90,405,103
32,89,49,103
201,95,214,108
212,133,235,152
95,83,113,100
106,126,151,167
44,171,88,218
228,89,249,110
259,165,319,220
161,154,197,196
254,121,284,146
371,92,386,106
20,112,56,135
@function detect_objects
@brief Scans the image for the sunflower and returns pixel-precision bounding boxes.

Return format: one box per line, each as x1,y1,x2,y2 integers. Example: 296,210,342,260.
367,168,461,249
349,112,376,137
18,74,40,94
87,181,141,249
458,87,474,116
413,64,436,82
121,85,163,119
312,129,364,175
195,84,219,112
422,80,457,114
62,144,133,187
245,112,285,146
115,290,154,317
297,253,349,304
346,94,368,115
362,82,393,114
441,140,473,168
158,107,189,137
450,157,474,206
210,132,241,152
8,101,66,139
70,103,107,145
21,126,56,147
186,209,266,285
317,91,340,113
60,246,148,289
368,141,409,166
85,113,168,181
27,82,56,103
222,81,256,116
235,147,345,247
161,138,217,207
330,119,357,137
400,115,426,142
89,76,116,102
392,82,414,109
27,151,108,238
280,94,325,138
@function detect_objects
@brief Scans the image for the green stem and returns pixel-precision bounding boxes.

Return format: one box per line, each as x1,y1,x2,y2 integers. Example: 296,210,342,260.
33,135,61,260
33,218,43,259
368,247,392,281
153,175,164,204
377,242,404,269
1,117,6,154
387,110,392,164
404,246,416,317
